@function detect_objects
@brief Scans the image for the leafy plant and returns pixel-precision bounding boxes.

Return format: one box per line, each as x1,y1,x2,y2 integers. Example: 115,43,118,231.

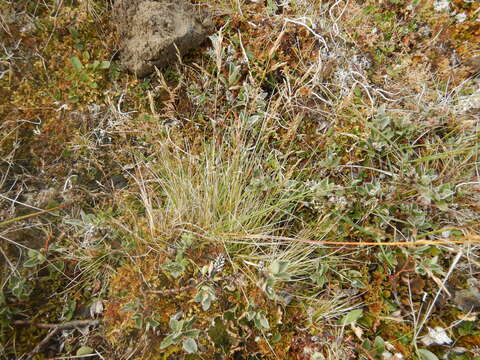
60,299,77,322
410,246,445,277
161,234,193,279
360,336,403,360
23,249,46,268
67,54,110,102
245,305,270,331
162,252,189,279
160,313,201,354
194,285,217,311
310,262,329,287
8,275,33,301
262,260,290,300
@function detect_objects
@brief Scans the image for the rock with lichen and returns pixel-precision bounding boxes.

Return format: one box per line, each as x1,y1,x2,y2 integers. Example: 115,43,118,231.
113,0,213,77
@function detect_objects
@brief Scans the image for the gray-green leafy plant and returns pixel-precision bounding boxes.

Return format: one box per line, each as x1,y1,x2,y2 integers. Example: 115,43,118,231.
245,305,270,331
161,253,189,279
160,313,201,354
262,260,290,300
311,263,329,287
23,249,46,268
162,234,193,279
360,336,404,360
8,275,33,301
194,285,217,311
339,308,363,326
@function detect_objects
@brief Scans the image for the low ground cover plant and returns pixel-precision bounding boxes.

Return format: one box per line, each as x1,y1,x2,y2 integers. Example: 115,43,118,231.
1,0,480,359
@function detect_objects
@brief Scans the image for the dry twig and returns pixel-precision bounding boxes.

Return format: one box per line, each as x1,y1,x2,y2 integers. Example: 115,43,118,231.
13,319,100,329
0,202,72,227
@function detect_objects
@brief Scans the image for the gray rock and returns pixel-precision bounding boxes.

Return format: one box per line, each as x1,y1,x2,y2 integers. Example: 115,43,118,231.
113,0,213,77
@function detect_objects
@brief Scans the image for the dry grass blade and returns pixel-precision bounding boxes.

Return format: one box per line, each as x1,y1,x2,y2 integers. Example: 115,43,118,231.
220,232,480,247
0,202,71,227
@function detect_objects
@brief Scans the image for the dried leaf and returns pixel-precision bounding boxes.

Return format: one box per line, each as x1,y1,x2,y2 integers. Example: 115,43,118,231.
421,327,452,346
90,299,104,318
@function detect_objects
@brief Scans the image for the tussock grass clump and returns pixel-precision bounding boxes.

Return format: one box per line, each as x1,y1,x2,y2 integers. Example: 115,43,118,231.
123,128,325,283
141,140,302,242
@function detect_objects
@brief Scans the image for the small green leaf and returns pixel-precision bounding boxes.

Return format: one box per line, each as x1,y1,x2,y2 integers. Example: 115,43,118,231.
23,250,46,267
9,275,32,300
132,313,143,328
69,95,80,103
48,261,65,274
183,316,196,329
255,312,269,329
202,297,212,311
194,291,203,302
99,61,111,69
182,337,198,354
79,72,90,82
69,27,80,38
270,261,288,276
160,334,177,349
121,301,138,312
70,56,83,71
259,317,269,329
23,258,38,267
182,329,200,338
245,311,255,321
418,349,439,360
76,346,94,356
374,336,385,354
162,259,188,279
195,285,216,311
340,308,363,325
146,317,160,328
169,318,183,333
272,333,281,343
62,299,76,321
262,276,277,299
